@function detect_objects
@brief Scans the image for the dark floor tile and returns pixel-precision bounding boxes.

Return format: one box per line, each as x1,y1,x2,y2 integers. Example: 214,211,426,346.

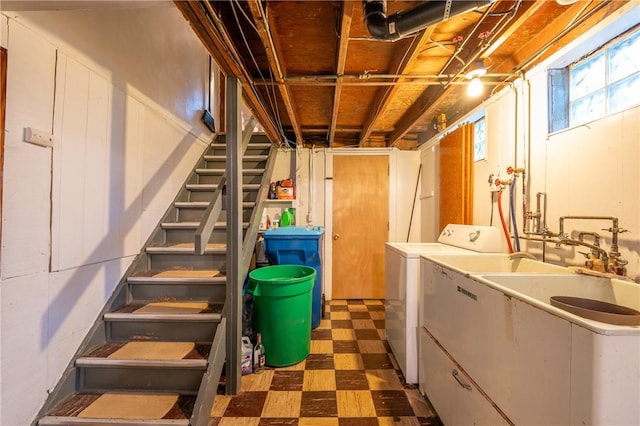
300,391,338,417
223,391,268,417
259,418,299,425
208,419,221,426
311,328,333,340
347,299,365,305
349,311,372,319
361,353,394,370
335,370,369,390
367,305,385,311
330,305,349,312
418,416,444,425
305,353,335,370
333,340,360,354
382,340,392,353
371,390,415,417
332,320,353,329
355,329,381,340
270,371,304,391
373,319,385,330
338,418,378,426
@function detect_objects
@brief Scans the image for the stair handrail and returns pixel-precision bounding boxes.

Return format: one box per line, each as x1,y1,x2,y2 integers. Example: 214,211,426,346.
241,144,277,273
195,116,257,255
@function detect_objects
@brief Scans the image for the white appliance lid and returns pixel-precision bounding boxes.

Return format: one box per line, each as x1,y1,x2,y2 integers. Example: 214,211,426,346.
437,224,503,252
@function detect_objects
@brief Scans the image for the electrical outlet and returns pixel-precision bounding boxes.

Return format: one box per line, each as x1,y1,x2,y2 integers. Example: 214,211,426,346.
24,127,54,148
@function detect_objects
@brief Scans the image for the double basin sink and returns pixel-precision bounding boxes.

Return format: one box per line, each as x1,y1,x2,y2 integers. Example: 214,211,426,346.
424,253,640,329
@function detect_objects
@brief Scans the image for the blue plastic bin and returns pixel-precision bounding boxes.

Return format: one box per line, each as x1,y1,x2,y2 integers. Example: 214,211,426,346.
262,226,325,328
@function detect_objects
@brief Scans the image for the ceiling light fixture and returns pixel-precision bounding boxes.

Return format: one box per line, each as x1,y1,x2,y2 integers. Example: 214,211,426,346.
467,77,484,97
465,60,486,97
465,60,487,80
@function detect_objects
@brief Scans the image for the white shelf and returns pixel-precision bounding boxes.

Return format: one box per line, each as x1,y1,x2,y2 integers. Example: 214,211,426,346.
265,199,294,204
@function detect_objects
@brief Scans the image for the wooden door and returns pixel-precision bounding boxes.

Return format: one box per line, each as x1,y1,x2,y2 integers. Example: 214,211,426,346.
439,123,474,232
332,155,388,299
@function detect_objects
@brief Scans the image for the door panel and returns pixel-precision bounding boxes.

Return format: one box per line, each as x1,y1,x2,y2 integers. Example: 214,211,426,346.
332,155,388,299
439,123,474,232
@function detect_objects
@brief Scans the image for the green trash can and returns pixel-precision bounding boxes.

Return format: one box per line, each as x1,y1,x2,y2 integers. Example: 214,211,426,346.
246,265,316,367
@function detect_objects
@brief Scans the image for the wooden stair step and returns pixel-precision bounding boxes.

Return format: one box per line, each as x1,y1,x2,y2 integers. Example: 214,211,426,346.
195,168,265,175
161,221,249,230
146,243,226,254
185,183,260,191
39,392,193,425
77,341,210,368
128,269,226,283
203,154,268,161
105,301,223,322
174,201,255,209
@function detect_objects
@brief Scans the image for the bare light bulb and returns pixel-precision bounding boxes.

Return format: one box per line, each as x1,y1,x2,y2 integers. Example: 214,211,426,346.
467,77,483,97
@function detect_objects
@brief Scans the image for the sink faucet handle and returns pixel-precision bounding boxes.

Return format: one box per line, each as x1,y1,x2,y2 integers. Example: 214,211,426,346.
602,227,629,234
577,251,591,259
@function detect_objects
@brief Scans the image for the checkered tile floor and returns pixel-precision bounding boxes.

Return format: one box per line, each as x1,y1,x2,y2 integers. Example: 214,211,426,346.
209,299,442,426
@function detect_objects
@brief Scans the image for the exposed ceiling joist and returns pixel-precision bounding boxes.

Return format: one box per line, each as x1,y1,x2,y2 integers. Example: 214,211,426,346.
247,0,304,145
360,27,435,148
328,1,355,147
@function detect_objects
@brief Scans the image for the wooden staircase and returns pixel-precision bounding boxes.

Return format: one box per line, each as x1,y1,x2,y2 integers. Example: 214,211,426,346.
34,132,276,425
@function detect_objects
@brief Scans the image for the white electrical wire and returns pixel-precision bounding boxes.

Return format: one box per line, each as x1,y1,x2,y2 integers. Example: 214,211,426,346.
229,0,291,146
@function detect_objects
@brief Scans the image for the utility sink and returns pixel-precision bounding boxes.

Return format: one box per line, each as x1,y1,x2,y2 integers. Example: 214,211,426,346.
550,296,640,326
476,273,640,328
425,253,571,274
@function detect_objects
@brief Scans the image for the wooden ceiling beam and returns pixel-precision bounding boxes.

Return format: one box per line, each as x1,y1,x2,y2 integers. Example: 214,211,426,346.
174,1,281,143
328,1,355,147
247,0,304,145
510,1,625,72
481,0,547,60
359,27,436,147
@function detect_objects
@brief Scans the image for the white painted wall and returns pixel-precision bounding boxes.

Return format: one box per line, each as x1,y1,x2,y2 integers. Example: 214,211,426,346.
1,8,211,425
418,3,640,281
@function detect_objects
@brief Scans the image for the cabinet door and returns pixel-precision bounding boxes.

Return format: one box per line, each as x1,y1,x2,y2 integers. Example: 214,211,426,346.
420,326,454,424
420,327,510,426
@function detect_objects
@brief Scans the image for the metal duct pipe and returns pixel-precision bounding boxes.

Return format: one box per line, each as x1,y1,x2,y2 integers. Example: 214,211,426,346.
363,0,494,41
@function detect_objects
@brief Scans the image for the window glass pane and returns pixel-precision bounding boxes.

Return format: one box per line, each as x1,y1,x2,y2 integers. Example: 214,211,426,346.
570,89,605,125
570,52,605,100
474,118,486,162
608,73,640,113
609,30,640,83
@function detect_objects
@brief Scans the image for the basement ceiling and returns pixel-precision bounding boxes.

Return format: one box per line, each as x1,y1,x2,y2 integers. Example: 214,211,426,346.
175,0,631,149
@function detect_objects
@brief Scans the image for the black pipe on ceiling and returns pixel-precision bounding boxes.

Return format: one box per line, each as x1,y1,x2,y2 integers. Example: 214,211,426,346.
363,0,495,41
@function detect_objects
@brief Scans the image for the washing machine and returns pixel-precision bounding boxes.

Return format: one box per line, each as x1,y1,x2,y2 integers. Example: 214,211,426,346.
385,224,503,383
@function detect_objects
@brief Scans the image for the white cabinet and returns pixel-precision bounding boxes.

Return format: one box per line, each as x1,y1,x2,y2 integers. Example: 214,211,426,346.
419,327,510,426
419,257,572,425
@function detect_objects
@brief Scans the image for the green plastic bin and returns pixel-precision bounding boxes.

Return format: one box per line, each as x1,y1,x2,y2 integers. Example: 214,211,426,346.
246,265,316,367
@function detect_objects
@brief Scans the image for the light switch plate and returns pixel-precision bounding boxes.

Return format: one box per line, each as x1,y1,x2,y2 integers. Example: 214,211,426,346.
24,127,54,148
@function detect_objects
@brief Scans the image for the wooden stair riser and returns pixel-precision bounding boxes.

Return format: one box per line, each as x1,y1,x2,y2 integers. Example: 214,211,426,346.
78,366,206,394
106,318,221,344
127,280,226,303
146,253,226,272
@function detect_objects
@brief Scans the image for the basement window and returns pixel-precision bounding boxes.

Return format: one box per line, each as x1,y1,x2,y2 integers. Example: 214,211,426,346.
473,117,486,162
548,25,640,133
